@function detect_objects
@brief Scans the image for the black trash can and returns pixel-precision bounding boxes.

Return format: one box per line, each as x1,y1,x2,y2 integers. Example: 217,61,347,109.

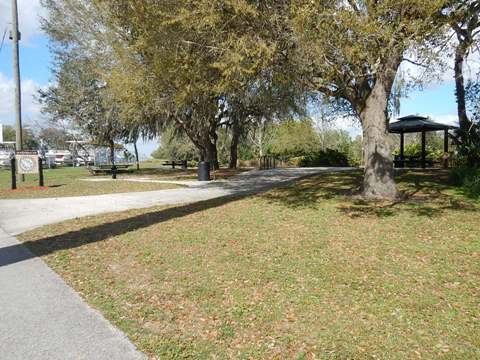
198,161,211,181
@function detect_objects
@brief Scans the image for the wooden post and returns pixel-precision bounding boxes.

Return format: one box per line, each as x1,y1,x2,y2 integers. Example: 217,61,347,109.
11,157,16,190
38,156,44,187
421,130,426,169
400,131,405,168
400,132,404,158
444,129,449,169
444,129,449,153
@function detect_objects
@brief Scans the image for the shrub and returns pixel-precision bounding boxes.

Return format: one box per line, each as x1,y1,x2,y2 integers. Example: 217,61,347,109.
449,166,480,198
463,175,480,198
393,143,443,160
299,149,350,167
285,156,304,167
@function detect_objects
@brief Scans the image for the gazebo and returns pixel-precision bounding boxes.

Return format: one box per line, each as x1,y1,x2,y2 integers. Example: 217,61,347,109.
389,115,458,169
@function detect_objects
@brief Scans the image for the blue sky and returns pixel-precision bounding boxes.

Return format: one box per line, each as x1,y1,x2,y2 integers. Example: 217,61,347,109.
0,0,472,157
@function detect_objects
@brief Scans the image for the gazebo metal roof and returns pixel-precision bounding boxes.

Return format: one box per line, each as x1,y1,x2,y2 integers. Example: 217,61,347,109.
389,115,457,134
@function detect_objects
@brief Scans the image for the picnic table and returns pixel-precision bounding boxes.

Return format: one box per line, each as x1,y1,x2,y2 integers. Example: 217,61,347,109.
88,164,132,175
163,160,187,169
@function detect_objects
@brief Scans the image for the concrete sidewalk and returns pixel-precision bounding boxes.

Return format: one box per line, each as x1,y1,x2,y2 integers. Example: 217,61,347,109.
0,167,352,235
0,167,353,359
0,227,146,360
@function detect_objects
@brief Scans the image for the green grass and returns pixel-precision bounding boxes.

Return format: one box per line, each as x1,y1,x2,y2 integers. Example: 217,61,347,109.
0,160,249,199
0,165,182,199
18,171,480,359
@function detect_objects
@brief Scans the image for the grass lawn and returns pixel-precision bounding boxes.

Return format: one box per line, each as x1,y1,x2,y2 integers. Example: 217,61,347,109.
0,166,183,199
18,170,480,359
0,161,249,199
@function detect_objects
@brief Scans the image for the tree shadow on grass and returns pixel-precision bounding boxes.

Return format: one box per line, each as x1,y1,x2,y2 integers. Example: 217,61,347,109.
260,171,364,208
0,194,245,268
1,170,477,268
336,196,477,219
261,170,479,219
0,169,328,267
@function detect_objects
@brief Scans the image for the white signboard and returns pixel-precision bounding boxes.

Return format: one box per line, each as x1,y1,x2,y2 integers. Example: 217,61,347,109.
16,153,39,174
0,124,3,143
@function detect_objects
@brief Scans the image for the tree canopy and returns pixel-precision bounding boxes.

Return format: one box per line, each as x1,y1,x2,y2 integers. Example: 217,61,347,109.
39,0,469,198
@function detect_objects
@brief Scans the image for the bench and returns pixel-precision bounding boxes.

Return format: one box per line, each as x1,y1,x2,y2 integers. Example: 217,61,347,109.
88,164,131,175
163,160,187,169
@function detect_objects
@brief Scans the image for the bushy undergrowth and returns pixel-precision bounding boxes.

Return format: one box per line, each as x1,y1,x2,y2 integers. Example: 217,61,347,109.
299,149,350,167
449,166,480,198
393,143,443,160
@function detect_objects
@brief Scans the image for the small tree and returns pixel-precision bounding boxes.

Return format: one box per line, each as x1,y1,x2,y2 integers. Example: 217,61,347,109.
1,125,38,149
38,126,70,150
39,57,126,165
269,119,319,159
444,0,480,166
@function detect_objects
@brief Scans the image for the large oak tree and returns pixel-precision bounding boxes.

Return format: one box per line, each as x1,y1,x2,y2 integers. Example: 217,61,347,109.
94,0,303,169
291,0,448,198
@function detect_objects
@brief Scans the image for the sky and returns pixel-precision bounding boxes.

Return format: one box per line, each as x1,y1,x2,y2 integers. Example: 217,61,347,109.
0,0,478,157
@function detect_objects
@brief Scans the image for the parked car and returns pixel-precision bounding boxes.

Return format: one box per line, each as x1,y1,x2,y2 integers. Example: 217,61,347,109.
46,149,74,166
0,142,15,168
0,151,10,167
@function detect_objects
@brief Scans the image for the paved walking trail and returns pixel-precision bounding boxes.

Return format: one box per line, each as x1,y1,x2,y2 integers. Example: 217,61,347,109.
0,167,352,359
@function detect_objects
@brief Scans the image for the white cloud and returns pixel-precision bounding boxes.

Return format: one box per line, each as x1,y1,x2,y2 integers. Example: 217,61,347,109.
0,0,46,44
312,113,460,140
428,114,459,127
0,71,44,124
401,41,480,86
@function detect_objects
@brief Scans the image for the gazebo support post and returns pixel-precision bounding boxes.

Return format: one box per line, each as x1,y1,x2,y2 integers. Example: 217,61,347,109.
444,129,449,169
421,130,426,169
400,131,405,168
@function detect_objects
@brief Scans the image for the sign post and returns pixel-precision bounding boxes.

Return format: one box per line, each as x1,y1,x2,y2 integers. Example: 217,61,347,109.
38,156,44,187
13,151,45,189
10,155,16,190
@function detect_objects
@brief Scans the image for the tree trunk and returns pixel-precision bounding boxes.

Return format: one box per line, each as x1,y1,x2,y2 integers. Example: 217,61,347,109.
205,140,219,170
229,120,240,169
454,43,469,132
208,126,220,170
133,141,140,170
359,80,398,199
109,139,115,165
174,115,220,170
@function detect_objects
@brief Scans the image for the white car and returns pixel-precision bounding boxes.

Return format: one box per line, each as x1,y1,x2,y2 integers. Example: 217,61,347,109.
47,150,74,166
0,151,11,167
0,143,15,168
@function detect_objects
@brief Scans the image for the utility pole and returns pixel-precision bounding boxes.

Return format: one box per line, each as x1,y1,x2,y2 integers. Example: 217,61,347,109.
11,0,22,153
